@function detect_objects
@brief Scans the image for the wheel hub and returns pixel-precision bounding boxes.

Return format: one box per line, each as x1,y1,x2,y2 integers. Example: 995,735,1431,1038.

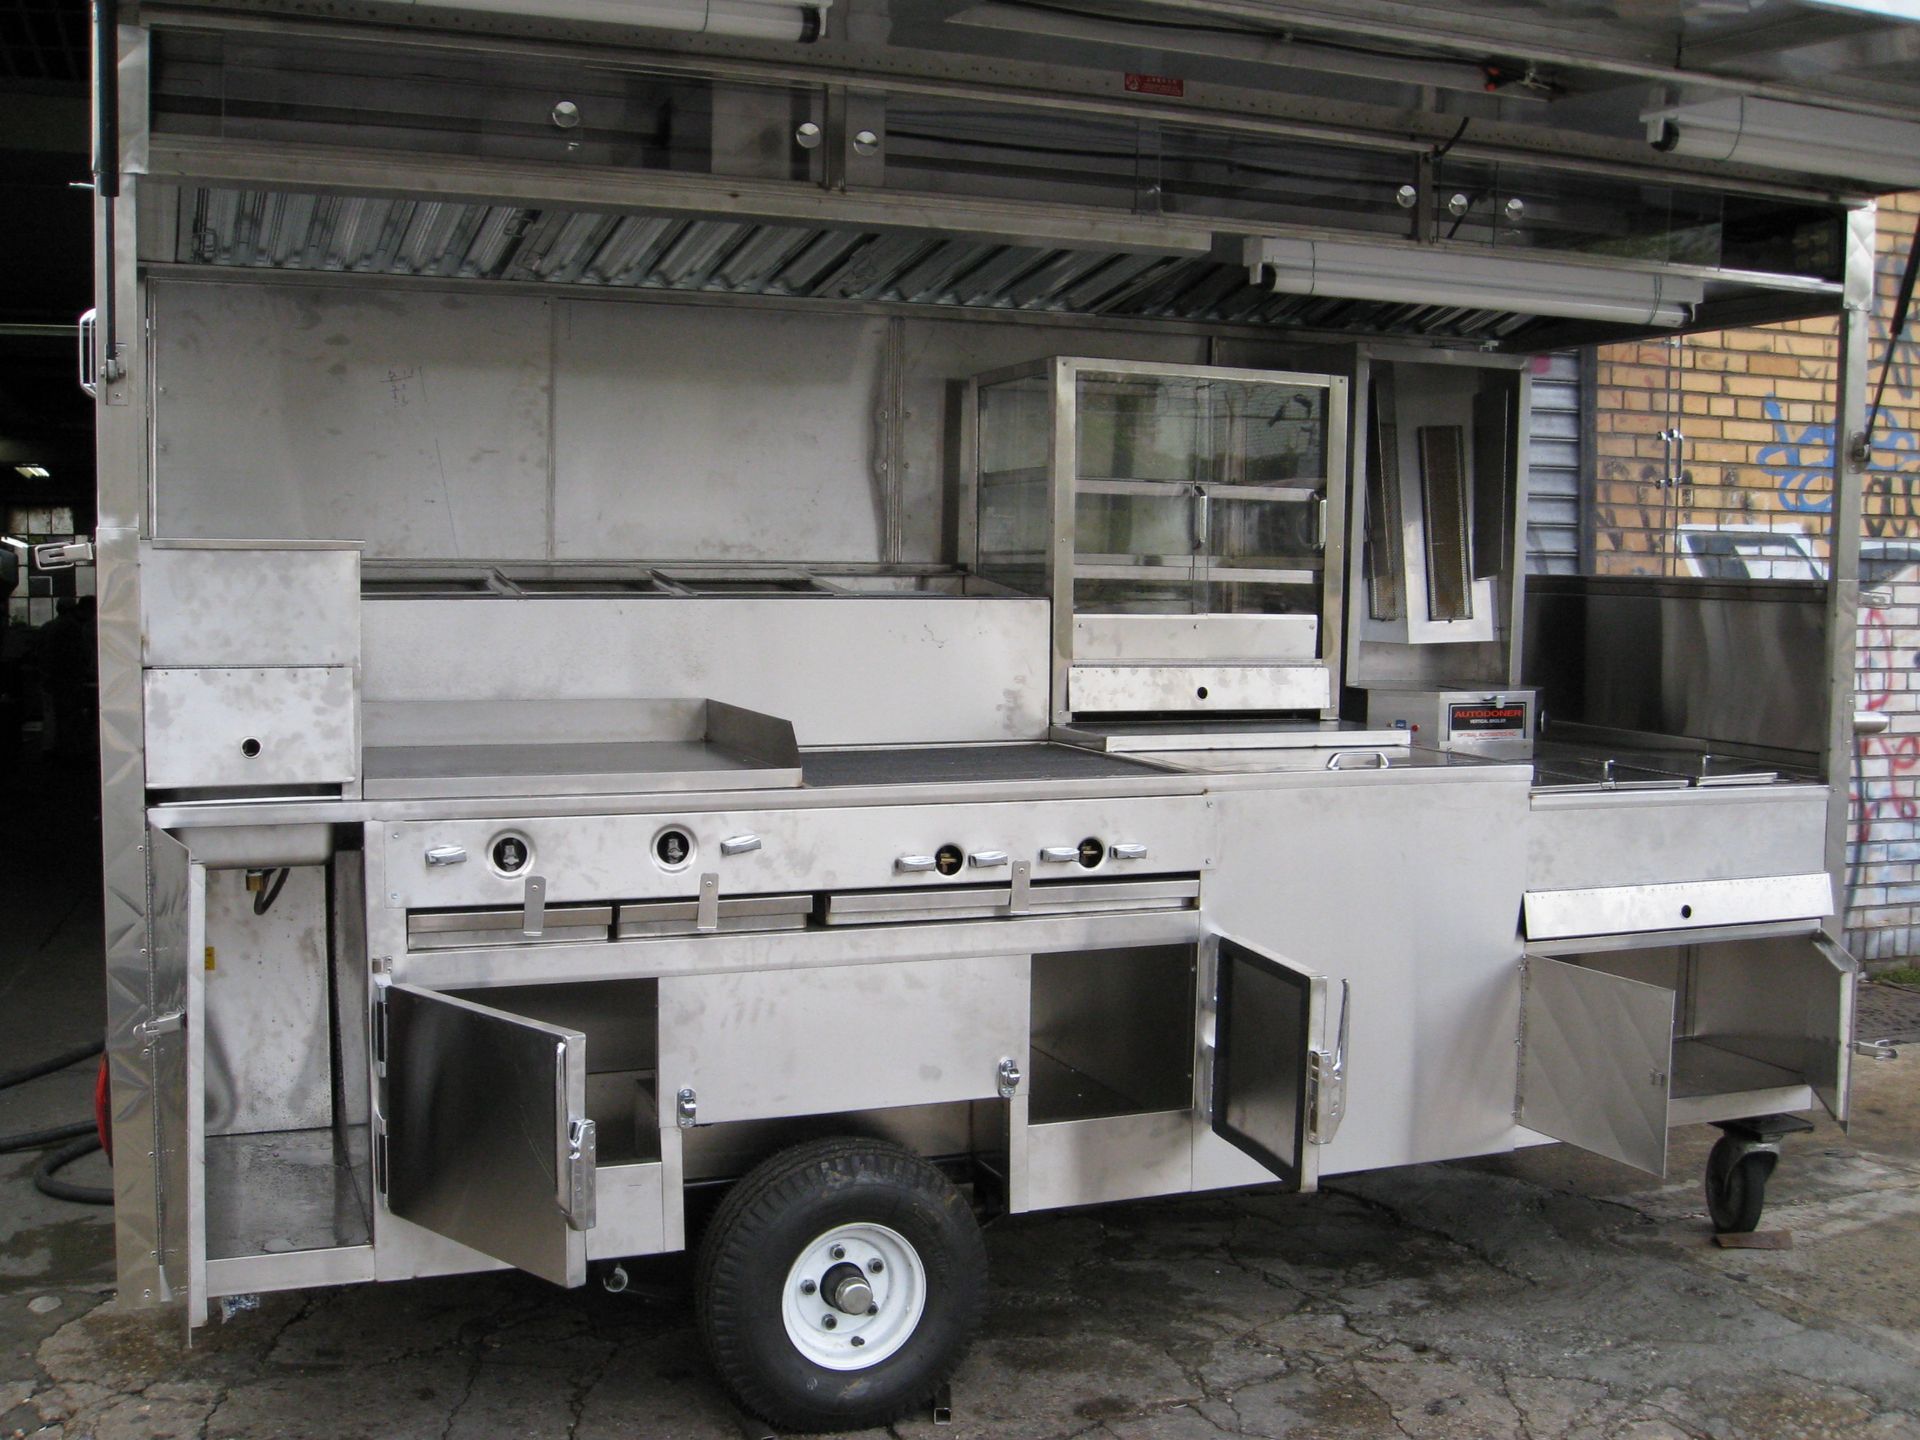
821,1262,874,1314
780,1222,927,1371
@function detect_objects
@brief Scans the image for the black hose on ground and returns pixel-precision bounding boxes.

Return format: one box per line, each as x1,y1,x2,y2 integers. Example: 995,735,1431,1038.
0,1120,94,1153
0,1040,102,1092
35,1135,110,1205
0,1040,112,1204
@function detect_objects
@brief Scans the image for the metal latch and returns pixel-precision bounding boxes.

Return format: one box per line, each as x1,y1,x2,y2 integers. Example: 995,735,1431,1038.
424,845,467,867
1110,843,1148,861
562,1117,597,1231
1009,859,1032,914
1038,846,1078,864
719,834,762,857
135,1009,184,1040
676,1087,698,1128
521,874,547,938
896,854,937,874
996,1056,1022,1098
1307,980,1350,1146
33,539,94,571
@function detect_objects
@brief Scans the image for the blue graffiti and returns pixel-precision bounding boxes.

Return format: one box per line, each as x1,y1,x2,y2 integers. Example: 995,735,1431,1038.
1758,398,1920,517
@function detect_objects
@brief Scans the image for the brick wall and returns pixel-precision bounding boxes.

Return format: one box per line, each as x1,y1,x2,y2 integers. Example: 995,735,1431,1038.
1588,191,1920,964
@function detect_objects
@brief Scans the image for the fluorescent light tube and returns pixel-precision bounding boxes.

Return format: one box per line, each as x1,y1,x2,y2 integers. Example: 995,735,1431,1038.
1644,96,1920,189
405,0,829,42
1243,236,1702,328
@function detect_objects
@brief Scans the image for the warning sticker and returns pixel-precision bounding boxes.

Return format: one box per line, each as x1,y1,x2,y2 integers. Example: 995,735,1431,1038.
1124,73,1185,97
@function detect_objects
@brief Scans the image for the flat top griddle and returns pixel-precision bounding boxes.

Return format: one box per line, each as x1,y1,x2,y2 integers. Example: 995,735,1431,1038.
802,743,1170,788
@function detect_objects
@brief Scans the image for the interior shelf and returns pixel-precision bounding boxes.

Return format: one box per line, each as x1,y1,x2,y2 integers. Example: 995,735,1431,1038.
205,1128,371,1261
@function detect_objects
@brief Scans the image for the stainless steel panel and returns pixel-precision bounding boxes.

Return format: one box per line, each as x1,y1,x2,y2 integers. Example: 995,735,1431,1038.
384,984,589,1287
144,667,356,788
360,595,1051,747
1069,662,1331,713
1519,955,1673,1176
408,904,613,950
614,893,809,938
1527,787,1829,890
587,1162,665,1260
1688,933,1856,1125
1072,614,1319,663
146,827,204,1314
205,1245,377,1297
656,955,1028,1127
381,794,1214,910
150,282,552,559
397,909,1203,991
104,525,160,1306
823,885,1012,924
1523,577,1826,760
553,300,887,562
1024,1112,1191,1211
1523,873,1833,941
1202,772,1530,1177
181,824,335,868
331,848,373,1201
203,868,332,1135
142,543,360,668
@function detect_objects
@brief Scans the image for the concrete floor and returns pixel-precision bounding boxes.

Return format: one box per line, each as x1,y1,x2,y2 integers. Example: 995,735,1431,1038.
7,760,1920,1438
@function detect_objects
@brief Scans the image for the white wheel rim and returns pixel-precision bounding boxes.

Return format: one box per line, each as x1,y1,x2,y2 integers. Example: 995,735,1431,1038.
779,1222,927,1371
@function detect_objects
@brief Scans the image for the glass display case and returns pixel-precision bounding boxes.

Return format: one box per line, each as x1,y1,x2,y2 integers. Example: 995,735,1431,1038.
971,359,1349,719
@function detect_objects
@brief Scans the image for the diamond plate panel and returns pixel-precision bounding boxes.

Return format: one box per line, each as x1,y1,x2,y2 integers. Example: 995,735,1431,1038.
1519,955,1674,1176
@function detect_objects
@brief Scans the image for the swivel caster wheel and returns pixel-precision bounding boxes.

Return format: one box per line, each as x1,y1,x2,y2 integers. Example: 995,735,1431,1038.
1704,1113,1811,1235
1705,1134,1776,1234
695,1137,986,1433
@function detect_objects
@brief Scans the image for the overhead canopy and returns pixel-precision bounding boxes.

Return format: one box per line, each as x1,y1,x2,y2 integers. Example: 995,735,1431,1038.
133,0,1903,344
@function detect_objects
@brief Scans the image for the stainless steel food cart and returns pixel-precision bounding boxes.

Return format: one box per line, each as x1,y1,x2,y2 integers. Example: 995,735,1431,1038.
68,0,1918,1428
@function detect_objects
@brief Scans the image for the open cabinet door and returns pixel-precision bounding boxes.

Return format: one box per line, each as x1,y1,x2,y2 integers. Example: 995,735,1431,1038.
383,985,595,1287
1808,937,1856,1127
1518,956,1674,1175
1206,933,1345,1190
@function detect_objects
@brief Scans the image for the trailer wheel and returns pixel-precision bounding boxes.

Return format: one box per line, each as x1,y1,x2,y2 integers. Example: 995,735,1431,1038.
1705,1134,1775,1234
694,1137,986,1433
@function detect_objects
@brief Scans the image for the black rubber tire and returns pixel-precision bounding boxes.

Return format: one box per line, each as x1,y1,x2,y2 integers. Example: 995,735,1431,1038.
1705,1134,1775,1234
694,1137,986,1433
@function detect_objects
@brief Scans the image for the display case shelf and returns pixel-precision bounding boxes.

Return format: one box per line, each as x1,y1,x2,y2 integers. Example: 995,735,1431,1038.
971,357,1350,720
